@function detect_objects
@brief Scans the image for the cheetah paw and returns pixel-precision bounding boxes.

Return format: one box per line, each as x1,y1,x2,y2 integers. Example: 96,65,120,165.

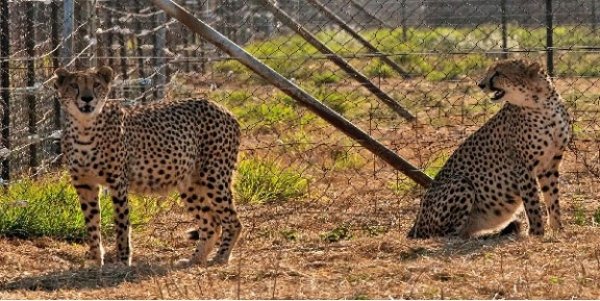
174,258,208,269
209,256,229,266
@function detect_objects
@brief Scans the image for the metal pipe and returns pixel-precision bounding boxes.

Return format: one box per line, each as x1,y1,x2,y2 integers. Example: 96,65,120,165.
347,0,391,29
0,0,9,183
500,0,508,59
258,0,415,121
306,0,411,78
150,0,432,187
546,0,554,76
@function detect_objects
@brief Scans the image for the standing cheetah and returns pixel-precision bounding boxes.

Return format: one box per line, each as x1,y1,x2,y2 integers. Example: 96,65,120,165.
53,66,242,266
408,59,571,239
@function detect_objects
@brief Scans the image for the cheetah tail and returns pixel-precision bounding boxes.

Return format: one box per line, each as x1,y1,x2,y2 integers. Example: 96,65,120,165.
186,229,200,240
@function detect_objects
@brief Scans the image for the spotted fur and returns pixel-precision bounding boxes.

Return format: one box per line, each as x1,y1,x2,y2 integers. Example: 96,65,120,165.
54,66,242,266
408,59,571,239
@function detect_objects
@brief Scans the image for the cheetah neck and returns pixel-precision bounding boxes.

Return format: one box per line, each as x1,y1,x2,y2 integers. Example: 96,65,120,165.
65,102,125,139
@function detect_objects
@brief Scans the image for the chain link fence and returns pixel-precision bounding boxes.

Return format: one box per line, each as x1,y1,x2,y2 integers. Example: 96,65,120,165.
0,0,599,237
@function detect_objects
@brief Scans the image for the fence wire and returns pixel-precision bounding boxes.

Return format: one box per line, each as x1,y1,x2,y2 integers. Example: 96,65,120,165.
0,0,599,236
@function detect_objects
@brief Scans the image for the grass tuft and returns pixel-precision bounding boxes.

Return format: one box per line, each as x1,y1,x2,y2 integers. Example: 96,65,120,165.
0,175,162,241
234,156,309,204
312,71,342,86
320,224,352,242
365,59,394,78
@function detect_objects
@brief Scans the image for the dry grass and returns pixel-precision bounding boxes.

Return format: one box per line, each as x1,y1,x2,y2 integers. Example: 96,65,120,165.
0,197,598,299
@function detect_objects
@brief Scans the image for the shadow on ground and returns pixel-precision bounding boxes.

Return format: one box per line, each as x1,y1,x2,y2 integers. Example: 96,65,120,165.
0,259,172,291
397,234,521,261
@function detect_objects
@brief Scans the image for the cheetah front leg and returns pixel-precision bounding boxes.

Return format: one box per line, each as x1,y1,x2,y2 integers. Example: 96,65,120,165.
108,185,132,266
537,155,564,231
519,171,545,236
74,182,104,266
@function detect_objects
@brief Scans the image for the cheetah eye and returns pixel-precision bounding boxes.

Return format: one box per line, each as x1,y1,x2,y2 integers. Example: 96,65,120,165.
94,82,101,89
70,83,78,90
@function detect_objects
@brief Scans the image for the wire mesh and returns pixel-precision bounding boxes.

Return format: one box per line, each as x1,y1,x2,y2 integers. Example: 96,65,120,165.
0,0,599,241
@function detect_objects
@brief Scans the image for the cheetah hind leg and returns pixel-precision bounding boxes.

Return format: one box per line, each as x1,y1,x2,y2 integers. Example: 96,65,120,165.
410,176,476,238
174,183,222,268
440,177,477,238
211,206,242,265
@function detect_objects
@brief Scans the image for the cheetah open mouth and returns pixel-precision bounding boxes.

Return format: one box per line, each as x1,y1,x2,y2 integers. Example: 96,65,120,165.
490,88,505,101
488,73,505,101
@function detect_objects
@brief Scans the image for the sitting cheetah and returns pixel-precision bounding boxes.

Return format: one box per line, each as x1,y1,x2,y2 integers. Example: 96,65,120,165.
408,59,571,239
53,66,242,266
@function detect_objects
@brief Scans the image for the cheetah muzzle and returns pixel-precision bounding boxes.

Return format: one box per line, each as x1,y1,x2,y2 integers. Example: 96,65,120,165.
479,71,505,101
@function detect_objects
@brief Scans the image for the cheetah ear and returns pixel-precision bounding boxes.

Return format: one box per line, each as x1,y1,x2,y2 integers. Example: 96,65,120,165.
96,66,113,84
54,68,71,89
527,61,542,77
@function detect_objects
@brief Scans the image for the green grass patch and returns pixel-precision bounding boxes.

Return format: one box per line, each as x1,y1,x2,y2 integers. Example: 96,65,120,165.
320,224,352,242
365,59,394,78
0,175,163,241
594,207,600,225
329,149,366,171
219,25,600,80
572,201,587,226
279,228,301,242
312,70,342,86
212,59,248,75
231,102,297,128
234,156,309,204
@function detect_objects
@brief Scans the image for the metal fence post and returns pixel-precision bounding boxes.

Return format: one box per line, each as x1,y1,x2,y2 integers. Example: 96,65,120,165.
51,0,61,164
25,1,37,172
592,0,597,33
61,0,73,68
501,0,508,59
118,9,129,100
104,5,115,68
90,0,98,67
0,0,9,184
546,0,554,76
401,0,407,42
154,11,167,100
133,0,147,101
347,0,391,28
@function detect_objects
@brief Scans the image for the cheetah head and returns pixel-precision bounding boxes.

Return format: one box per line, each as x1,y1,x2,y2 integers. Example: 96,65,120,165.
478,59,553,108
53,66,113,123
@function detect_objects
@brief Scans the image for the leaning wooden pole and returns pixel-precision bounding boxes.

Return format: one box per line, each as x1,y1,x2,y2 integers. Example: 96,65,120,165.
257,0,414,121
151,0,432,188
306,0,410,78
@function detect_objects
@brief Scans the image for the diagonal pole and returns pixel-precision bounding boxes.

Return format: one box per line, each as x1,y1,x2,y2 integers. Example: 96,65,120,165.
347,0,392,29
306,0,411,78
258,0,415,121
150,0,432,188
